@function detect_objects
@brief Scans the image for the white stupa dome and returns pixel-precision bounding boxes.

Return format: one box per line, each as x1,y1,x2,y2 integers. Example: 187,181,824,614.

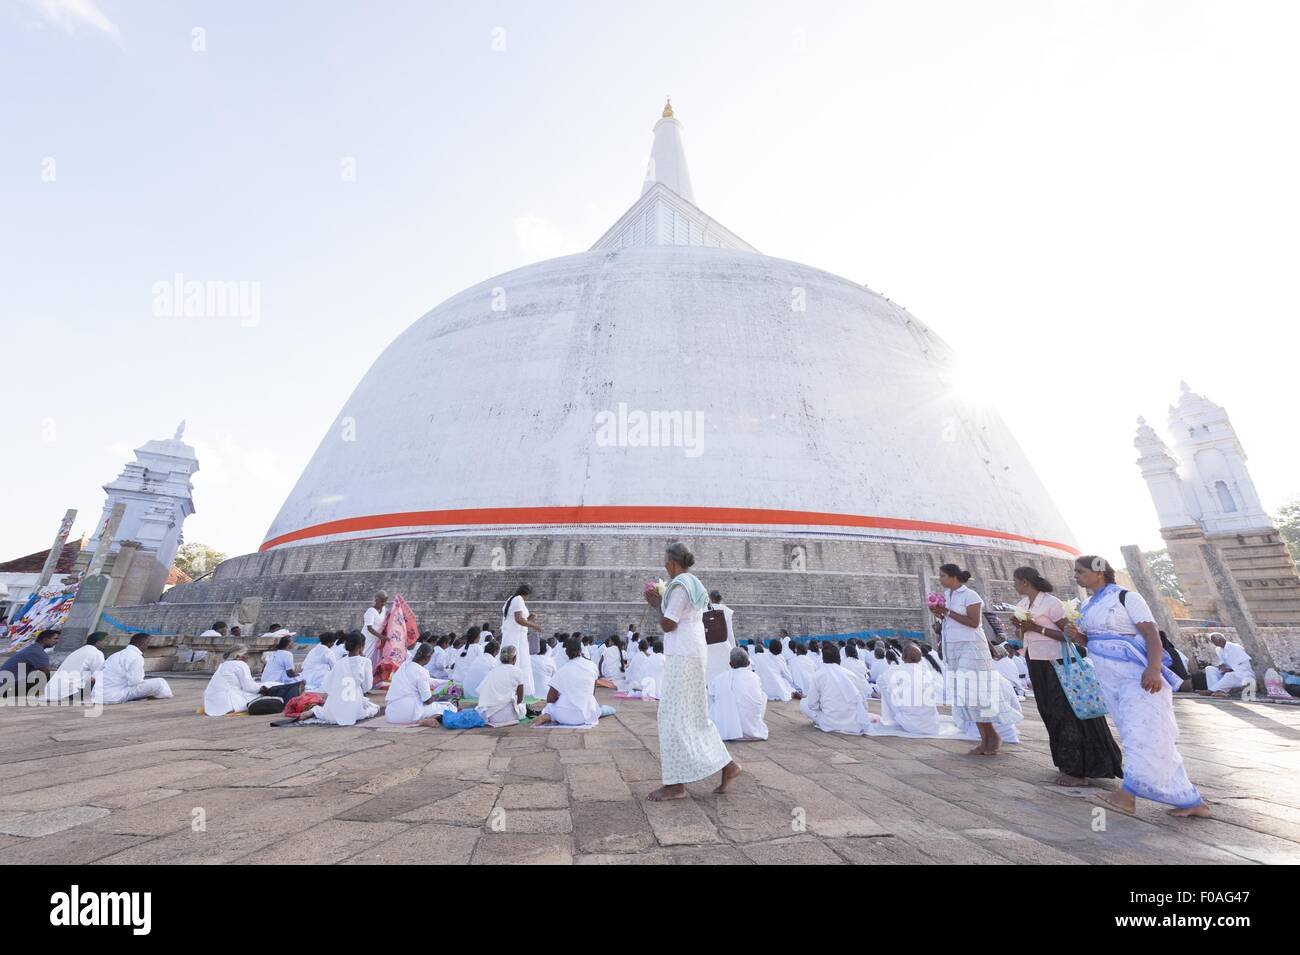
263,104,1076,560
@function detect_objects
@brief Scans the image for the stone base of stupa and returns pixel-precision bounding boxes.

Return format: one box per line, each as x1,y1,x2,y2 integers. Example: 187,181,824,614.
103,529,1080,641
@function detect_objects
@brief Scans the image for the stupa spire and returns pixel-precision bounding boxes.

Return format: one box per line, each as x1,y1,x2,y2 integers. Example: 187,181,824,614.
642,98,695,204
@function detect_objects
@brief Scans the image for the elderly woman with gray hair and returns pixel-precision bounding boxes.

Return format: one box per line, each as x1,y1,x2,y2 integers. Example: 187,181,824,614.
642,541,742,800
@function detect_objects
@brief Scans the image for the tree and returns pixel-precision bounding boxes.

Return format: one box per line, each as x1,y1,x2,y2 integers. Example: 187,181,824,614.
1277,497,1300,568
1141,548,1184,602
173,542,227,578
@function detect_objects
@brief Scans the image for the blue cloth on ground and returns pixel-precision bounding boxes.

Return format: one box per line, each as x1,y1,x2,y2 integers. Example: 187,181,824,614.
441,708,486,729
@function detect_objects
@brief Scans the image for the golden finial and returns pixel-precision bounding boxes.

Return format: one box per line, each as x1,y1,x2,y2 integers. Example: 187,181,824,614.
662,97,674,119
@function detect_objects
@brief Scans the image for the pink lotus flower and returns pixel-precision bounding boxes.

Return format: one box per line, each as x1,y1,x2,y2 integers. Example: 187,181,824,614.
927,592,946,608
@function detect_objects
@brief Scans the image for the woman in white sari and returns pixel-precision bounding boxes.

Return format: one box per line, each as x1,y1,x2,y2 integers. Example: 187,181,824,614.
1067,555,1209,818
642,542,741,801
501,585,544,697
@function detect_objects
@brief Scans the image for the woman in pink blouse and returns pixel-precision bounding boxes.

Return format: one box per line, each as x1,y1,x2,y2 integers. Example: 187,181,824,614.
1011,566,1122,786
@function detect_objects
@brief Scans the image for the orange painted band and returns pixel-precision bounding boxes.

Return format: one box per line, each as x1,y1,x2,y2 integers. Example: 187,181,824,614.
260,505,1080,557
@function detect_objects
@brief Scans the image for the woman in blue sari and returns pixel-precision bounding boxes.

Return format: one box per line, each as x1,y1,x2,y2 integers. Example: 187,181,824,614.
642,541,741,801
1066,555,1209,818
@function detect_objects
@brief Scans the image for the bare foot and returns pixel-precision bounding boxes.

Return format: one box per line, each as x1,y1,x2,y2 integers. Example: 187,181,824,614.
1167,802,1211,818
967,745,987,756
532,714,552,726
713,761,742,794
647,784,687,802
1094,791,1137,815
1054,774,1088,786
417,716,443,727
982,744,1000,756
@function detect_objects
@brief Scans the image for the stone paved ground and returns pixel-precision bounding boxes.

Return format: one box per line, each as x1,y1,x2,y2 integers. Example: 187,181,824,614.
1,678,1298,864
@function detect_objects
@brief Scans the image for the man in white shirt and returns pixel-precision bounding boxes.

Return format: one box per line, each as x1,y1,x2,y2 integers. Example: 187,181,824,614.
475,646,526,727
461,641,500,699
534,638,604,726
92,634,174,705
385,644,453,724
44,632,106,702
362,592,389,664
1203,633,1254,695
799,644,871,735
875,643,942,736
708,648,768,741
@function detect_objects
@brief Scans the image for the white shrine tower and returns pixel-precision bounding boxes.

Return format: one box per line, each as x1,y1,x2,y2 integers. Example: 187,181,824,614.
81,422,200,607
1136,384,1300,625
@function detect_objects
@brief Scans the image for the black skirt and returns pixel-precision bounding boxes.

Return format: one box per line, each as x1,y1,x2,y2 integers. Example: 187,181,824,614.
1026,657,1123,780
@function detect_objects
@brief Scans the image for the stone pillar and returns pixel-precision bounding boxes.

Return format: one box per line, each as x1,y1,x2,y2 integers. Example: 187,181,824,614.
104,540,140,609
86,503,126,577
35,509,77,591
917,569,930,639
1121,544,1197,672
1198,541,1275,681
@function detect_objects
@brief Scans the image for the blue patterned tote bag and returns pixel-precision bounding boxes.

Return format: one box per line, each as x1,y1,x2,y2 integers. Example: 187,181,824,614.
1052,638,1108,720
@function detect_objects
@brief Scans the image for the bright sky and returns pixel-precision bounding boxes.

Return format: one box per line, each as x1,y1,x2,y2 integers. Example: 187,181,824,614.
3,0,1297,566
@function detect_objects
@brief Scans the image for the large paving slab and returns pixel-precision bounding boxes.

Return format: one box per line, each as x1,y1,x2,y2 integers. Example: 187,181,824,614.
0,678,1297,864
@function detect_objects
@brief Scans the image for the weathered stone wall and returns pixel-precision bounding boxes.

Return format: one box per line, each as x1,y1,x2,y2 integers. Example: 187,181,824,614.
104,530,1082,642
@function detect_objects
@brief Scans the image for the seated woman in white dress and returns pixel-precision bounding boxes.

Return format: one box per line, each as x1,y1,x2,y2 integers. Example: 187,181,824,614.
427,636,453,679
799,644,871,735
447,628,484,684
44,632,106,702
708,648,769,741
461,641,500,698
259,635,300,687
599,638,627,688
622,638,650,689
300,633,338,691
753,639,799,702
204,645,275,716
631,641,666,699
531,646,557,700
475,646,527,727
841,642,869,682
788,644,817,696
385,644,454,724
92,634,173,704
300,632,379,725
534,638,613,726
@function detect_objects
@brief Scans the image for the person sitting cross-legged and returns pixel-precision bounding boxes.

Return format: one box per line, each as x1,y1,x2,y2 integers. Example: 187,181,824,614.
534,637,615,727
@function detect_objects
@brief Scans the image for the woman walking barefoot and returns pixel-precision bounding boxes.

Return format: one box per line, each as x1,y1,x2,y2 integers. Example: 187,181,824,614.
1068,555,1209,818
643,541,741,801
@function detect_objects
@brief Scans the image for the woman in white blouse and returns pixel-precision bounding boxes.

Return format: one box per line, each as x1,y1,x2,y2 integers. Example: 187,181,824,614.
1067,555,1208,818
642,542,740,801
928,563,1002,756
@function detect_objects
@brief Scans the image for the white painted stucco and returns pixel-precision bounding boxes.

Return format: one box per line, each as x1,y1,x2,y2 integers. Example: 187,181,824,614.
264,244,1077,555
